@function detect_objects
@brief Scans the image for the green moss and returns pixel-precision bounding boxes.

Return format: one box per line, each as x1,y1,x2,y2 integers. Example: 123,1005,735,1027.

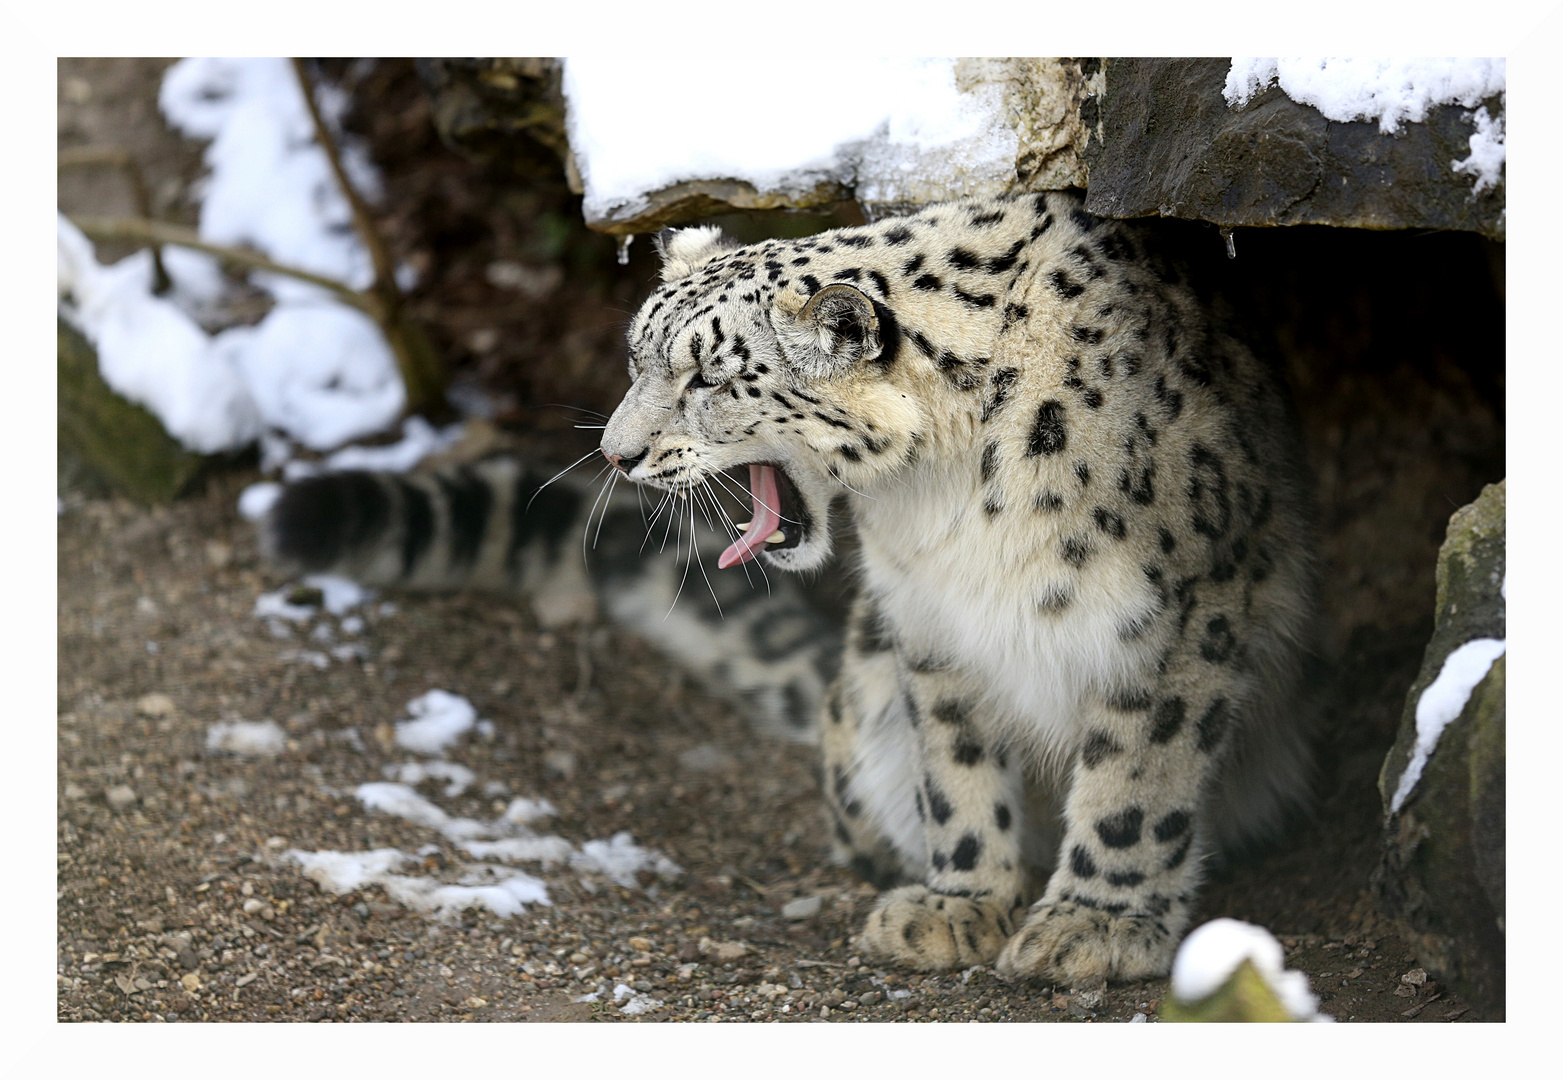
57,317,205,504
1160,959,1298,1023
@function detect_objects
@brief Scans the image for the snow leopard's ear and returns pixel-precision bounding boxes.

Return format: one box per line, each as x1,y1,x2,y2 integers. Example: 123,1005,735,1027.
653,225,740,282
771,283,883,377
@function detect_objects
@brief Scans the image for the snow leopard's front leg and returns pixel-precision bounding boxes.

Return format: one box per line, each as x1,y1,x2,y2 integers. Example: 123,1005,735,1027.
858,662,1029,970
996,614,1250,984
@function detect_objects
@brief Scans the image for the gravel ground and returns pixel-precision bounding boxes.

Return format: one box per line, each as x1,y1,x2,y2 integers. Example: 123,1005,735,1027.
56,474,1480,1024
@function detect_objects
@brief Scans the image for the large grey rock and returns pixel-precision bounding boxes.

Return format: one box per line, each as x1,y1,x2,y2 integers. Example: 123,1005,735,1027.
1081,58,1505,239
439,56,1499,239
1374,480,1505,1019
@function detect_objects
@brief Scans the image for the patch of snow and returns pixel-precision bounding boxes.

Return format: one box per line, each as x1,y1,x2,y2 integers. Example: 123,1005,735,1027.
377,867,551,920
503,797,559,825
322,415,464,473
574,982,662,1015
394,689,478,756
1390,636,1506,813
237,482,282,522
563,57,1016,223
458,836,576,866
302,573,372,616
383,760,477,798
253,589,315,623
286,848,409,893
1452,105,1505,194
355,781,487,839
570,831,683,888
1224,58,1505,134
1172,918,1329,1021
216,302,404,451
285,848,550,919
206,720,286,757
159,57,380,293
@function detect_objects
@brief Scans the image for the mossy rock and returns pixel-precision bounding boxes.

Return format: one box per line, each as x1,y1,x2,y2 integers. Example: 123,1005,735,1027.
1374,480,1505,1019
58,317,206,504
1160,959,1298,1023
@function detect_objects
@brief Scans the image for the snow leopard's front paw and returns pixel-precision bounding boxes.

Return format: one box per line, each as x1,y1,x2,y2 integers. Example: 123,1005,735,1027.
858,885,1017,970
994,901,1174,984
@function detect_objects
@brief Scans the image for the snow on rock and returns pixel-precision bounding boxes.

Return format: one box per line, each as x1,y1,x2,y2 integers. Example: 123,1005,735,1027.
1171,918,1328,1021
563,57,1016,224
205,720,287,757
58,215,263,454
1452,106,1506,195
1224,58,1505,134
1390,636,1507,813
59,59,409,456
1224,59,1505,198
393,690,478,756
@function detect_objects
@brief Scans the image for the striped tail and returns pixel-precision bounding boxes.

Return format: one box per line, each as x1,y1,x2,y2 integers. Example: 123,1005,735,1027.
260,456,842,742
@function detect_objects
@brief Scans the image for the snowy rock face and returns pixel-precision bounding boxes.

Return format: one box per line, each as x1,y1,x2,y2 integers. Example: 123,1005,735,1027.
1084,58,1505,239
1376,480,1505,1020
558,58,1097,233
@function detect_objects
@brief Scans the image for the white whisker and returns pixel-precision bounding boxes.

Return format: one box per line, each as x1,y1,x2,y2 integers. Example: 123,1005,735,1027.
527,449,602,512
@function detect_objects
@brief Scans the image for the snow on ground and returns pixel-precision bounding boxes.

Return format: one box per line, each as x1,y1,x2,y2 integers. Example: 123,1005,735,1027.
394,689,479,755
1224,59,1505,194
205,720,286,757
572,981,664,1017
383,760,476,798
58,58,410,460
1171,918,1330,1021
269,688,682,924
563,58,1016,223
1390,636,1506,813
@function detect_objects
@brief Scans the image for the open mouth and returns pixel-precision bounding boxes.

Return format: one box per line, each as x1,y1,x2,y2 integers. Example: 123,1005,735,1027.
717,462,806,568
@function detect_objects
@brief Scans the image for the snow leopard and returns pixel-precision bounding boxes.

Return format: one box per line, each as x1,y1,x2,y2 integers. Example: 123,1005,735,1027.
263,189,1316,984
598,191,1317,983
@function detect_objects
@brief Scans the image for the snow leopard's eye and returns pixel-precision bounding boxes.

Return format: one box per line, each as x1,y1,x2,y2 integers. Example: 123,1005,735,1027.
685,369,727,392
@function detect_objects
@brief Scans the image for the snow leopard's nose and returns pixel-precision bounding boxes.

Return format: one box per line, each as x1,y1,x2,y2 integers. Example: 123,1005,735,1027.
604,447,648,475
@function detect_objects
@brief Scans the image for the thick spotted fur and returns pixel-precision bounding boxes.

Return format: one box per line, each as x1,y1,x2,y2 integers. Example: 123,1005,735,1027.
602,191,1318,983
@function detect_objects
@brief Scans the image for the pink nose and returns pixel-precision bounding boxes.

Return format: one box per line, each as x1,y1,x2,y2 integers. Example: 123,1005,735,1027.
603,448,647,474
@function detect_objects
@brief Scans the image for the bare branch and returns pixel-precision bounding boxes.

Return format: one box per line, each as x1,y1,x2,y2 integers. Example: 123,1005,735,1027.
59,148,171,294
66,216,378,316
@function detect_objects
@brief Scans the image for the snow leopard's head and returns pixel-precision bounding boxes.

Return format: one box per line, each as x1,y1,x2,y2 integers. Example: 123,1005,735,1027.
600,224,917,572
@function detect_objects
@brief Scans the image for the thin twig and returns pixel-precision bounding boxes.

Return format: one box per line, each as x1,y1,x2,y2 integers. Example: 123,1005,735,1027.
58,148,170,294
290,58,445,415
65,216,376,315
289,59,398,302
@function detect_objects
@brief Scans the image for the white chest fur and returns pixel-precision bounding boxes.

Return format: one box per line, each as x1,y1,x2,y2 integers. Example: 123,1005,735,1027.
852,459,1162,761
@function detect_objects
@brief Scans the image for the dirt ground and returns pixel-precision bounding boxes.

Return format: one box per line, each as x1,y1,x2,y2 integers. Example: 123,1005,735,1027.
56,59,1502,1024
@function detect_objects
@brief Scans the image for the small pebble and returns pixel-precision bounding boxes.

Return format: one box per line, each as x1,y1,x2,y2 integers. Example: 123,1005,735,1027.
105,785,138,811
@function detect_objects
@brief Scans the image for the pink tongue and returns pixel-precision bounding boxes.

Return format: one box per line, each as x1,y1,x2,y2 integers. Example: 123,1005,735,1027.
718,464,783,569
